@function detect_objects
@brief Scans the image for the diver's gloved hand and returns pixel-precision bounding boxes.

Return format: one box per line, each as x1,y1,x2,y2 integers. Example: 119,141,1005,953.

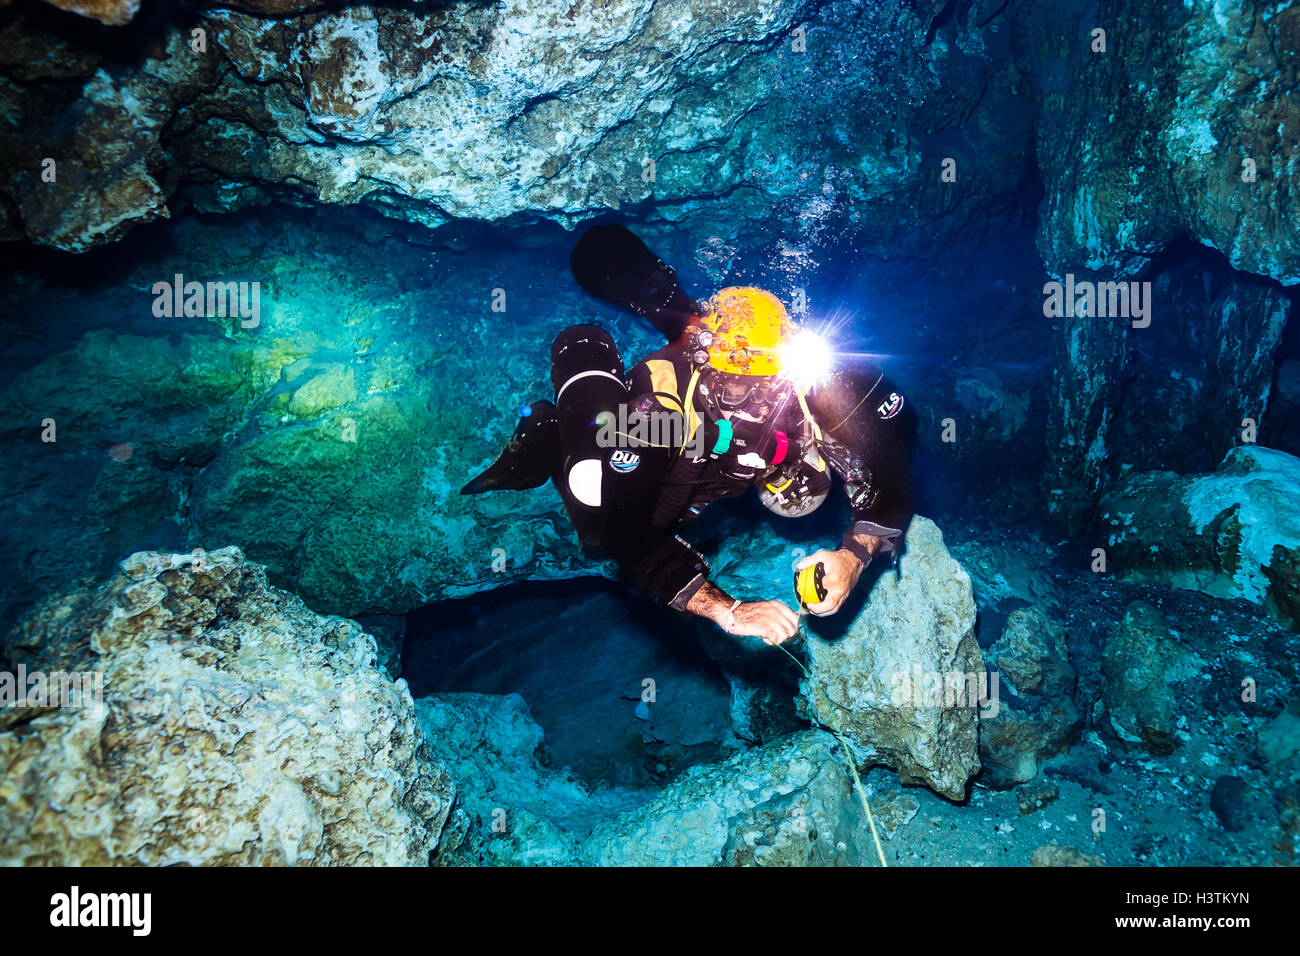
795,549,865,617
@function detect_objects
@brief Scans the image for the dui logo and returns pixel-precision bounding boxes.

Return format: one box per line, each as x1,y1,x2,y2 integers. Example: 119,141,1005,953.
877,392,904,420
610,449,641,473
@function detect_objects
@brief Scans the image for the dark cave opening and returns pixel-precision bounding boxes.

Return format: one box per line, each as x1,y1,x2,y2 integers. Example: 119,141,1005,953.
399,490,864,789
1270,282,1300,455
1109,236,1298,473
402,576,741,790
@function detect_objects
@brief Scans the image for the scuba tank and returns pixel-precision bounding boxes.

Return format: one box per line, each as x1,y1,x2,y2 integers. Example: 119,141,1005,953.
759,459,832,518
757,407,831,518
549,325,632,553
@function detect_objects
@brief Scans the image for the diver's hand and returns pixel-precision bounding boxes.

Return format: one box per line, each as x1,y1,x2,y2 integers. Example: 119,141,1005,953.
795,549,865,617
729,600,800,645
686,583,798,645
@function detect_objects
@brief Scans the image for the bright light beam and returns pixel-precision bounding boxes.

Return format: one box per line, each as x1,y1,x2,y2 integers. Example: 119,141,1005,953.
779,328,835,390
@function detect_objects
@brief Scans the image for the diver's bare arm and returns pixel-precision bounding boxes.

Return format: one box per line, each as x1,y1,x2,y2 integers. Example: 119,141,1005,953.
841,532,887,569
686,581,800,644
685,581,735,627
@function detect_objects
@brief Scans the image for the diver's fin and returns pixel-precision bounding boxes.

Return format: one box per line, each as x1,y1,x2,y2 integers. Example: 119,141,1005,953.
461,400,560,494
570,223,700,341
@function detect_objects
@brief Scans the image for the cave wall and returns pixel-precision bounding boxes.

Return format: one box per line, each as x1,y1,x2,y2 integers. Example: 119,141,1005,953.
1014,0,1298,527
0,0,1031,268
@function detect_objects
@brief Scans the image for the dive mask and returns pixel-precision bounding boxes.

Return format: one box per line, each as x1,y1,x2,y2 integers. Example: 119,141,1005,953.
698,368,790,419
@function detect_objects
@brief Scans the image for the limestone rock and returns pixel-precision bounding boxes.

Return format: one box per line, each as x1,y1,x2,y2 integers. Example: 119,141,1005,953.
1258,706,1300,785
1046,259,1290,530
1031,844,1104,867
38,0,139,28
691,608,804,747
287,363,357,418
0,24,221,251
1024,0,1300,284
1027,0,1299,529
0,324,310,623
0,546,455,865
0,7,109,83
416,692,646,866
724,679,802,746
948,534,1064,613
980,605,1083,788
1101,601,1199,755
355,613,405,679
1016,780,1059,815
703,515,983,799
871,789,920,839
799,517,984,801
992,606,1069,695
417,692,892,867
1117,266,1289,475
2,0,1029,260
590,730,878,866
1097,446,1300,628
0,215,659,623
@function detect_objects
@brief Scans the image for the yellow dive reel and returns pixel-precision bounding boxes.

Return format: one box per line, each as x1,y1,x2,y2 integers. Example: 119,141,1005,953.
794,561,827,610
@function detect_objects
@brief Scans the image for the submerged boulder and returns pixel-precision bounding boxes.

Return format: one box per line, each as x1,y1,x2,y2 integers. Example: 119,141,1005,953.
1100,601,1201,755
415,691,651,866
1031,844,1104,867
700,514,983,800
0,546,455,865
798,517,984,801
590,730,877,866
1097,446,1300,628
979,605,1083,788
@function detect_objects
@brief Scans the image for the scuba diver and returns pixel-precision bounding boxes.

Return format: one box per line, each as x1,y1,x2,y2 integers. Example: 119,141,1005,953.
462,225,916,647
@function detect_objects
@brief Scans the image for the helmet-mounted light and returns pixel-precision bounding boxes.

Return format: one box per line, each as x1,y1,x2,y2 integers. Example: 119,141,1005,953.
778,328,833,391
690,327,714,367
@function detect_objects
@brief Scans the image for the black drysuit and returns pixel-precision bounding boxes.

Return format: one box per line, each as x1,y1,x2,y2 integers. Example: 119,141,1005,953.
549,327,917,611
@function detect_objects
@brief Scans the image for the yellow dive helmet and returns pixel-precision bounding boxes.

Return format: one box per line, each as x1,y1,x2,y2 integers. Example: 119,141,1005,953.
696,286,793,376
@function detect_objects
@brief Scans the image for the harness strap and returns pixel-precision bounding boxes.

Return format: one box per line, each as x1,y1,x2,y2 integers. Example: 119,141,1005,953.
679,365,704,453
796,386,823,443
